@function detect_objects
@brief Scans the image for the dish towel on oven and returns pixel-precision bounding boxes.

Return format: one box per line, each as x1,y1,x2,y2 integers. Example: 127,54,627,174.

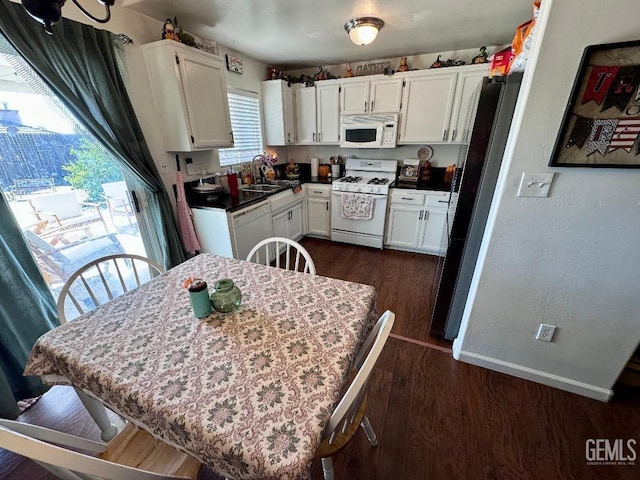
341,193,374,220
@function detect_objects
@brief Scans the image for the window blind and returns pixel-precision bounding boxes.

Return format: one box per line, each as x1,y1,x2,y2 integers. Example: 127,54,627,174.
218,89,263,167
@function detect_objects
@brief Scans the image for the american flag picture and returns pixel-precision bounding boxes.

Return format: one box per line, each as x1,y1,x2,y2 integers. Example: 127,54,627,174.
608,117,640,153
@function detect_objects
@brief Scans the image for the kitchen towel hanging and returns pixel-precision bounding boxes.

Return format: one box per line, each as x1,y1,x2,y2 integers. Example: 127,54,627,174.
341,193,374,220
175,155,202,254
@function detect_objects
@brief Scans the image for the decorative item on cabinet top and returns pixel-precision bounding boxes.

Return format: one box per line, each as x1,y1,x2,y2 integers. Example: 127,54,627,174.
226,54,243,74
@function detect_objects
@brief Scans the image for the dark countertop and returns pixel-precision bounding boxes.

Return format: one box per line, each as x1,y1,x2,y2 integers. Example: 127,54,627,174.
186,175,336,213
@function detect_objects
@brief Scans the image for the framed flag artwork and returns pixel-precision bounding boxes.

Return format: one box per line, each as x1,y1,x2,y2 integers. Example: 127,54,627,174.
550,39,640,167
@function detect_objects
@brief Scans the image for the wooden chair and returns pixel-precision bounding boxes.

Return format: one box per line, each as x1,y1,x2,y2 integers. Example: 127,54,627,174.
246,237,316,274
57,253,165,323
102,181,134,227
23,230,125,285
0,419,201,480
315,310,395,480
28,191,108,234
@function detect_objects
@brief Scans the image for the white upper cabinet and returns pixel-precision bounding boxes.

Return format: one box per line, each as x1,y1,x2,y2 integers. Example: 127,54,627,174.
448,65,488,143
316,82,340,144
398,70,458,144
398,64,489,145
340,80,370,115
292,81,341,145
262,80,296,146
340,76,403,115
293,85,317,144
142,40,233,152
369,77,404,113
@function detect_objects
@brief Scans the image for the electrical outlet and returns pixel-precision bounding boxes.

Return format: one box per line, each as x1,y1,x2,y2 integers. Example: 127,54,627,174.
536,324,556,342
160,163,168,176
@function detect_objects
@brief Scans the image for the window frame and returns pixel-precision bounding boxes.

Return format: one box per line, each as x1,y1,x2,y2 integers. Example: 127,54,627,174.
218,87,264,167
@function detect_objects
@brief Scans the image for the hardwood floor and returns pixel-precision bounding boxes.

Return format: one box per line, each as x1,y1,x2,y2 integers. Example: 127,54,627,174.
2,240,639,479
299,237,450,347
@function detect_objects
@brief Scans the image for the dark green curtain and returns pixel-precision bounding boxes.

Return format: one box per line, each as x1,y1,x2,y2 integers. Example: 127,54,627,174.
0,0,186,270
0,0,186,417
0,192,58,418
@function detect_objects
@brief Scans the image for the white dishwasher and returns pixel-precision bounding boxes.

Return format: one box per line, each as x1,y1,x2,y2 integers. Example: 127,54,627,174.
230,200,272,261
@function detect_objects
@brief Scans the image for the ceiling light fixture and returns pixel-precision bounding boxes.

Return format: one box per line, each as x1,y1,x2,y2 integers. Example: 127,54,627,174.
344,17,384,46
22,0,115,35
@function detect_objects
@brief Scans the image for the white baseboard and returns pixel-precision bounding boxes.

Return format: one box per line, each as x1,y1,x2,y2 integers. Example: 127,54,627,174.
452,339,613,402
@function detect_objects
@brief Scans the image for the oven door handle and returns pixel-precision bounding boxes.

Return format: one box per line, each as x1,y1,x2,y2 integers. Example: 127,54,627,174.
332,192,388,200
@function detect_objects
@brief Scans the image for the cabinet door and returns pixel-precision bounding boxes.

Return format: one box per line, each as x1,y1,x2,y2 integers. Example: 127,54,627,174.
316,83,340,144
232,203,272,260
289,203,304,240
370,78,403,113
420,209,448,254
283,84,295,145
399,72,457,144
385,205,423,248
178,50,233,148
341,80,370,114
272,210,289,239
294,86,317,144
449,67,487,143
307,197,330,237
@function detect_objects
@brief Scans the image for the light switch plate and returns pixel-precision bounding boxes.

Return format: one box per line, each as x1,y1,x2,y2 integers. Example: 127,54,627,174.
517,172,555,198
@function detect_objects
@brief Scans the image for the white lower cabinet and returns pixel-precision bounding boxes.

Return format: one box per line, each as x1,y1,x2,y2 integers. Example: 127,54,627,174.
270,190,305,243
192,200,272,260
305,184,331,238
385,189,450,256
273,203,303,240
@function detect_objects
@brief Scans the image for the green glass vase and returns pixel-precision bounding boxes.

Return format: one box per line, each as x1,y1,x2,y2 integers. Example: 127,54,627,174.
209,278,242,313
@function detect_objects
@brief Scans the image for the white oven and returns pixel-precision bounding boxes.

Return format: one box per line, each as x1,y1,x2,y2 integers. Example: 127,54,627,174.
331,192,388,248
340,114,398,149
330,158,398,249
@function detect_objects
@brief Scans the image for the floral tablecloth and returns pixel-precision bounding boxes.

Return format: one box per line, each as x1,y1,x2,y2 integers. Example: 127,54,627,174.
25,253,377,480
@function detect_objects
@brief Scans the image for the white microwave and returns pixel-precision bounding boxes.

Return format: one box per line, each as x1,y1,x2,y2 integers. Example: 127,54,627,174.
340,114,398,148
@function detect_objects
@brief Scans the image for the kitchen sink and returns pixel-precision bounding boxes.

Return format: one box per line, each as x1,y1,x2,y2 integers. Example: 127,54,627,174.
240,184,284,193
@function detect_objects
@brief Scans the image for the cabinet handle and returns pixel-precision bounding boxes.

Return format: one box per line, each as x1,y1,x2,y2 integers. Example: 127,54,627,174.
452,129,457,141
401,197,414,201
287,132,291,143
313,132,315,142
364,101,368,113
313,190,323,194
418,210,423,220
230,132,234,144
464,129,468,142
371,100,375,111
438,200,449,203
326,201,329,211
318,132,321,142
442,129,448,142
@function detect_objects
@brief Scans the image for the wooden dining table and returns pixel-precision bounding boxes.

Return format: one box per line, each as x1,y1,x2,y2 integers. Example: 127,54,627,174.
24,253,377,480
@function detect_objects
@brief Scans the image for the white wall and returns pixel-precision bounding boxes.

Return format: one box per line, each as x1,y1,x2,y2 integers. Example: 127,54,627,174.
454,0,640,401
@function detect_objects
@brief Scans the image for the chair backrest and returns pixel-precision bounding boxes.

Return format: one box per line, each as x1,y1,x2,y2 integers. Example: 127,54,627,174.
246,237,316,274
23,229,55,254
324,310,395,437
57,253,165,323
29,191,82,220
101,181,128,199
0,419,192,480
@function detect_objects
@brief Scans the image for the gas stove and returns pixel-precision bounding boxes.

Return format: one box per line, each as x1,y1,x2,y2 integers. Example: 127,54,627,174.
332,159,397,194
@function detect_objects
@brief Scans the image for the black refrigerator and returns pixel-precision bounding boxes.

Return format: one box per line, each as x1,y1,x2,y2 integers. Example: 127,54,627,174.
430,73,523,340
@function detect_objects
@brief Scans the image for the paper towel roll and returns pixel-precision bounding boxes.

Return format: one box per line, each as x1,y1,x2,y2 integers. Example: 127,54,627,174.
311,157,319,177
